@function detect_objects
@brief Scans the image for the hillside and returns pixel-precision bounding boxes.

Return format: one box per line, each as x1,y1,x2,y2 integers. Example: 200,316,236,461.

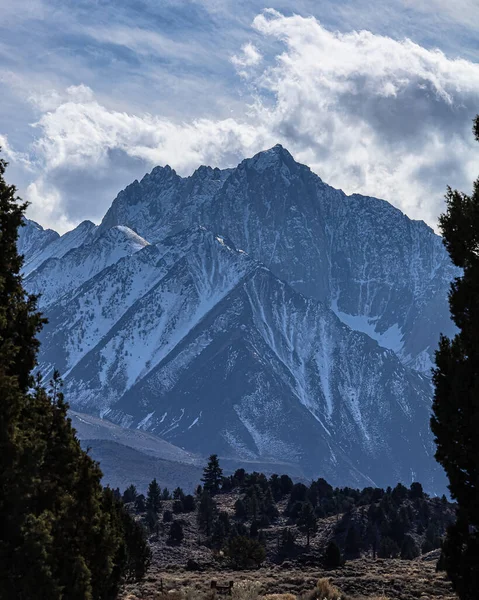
118,464,456,600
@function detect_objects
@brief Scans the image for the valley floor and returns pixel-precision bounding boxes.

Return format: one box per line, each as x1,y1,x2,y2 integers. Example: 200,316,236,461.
120,557,455,600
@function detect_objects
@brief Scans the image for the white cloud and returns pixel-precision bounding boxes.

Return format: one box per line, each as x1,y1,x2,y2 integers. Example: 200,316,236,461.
11,10,479,233
231,43,262,69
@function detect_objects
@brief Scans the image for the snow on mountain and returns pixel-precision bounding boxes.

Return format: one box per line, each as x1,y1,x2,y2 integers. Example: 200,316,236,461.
25,225,149,308
18,218,59,261
97,145,457,373
20,146,457,492
22,220,97,276
30,227,445,490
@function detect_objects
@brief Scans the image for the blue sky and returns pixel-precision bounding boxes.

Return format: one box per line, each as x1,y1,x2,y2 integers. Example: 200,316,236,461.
1,0,479,232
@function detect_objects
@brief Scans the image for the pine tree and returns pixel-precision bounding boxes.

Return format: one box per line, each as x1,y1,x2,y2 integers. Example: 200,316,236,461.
146,479,162,515
123,484,138,504
0,151,150,597
297,502,318,547
201,454,223,496
168,521,184,545
431,115,479,600
197,490,217,538
400,535,420,560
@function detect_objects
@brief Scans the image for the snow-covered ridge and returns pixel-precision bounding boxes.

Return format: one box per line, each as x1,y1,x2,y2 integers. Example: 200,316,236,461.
20,146,455,492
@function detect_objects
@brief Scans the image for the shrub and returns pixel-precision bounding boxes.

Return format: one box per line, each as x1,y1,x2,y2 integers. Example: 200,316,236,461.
168,520,184,544
323,541,343,568
227,536,266,569
231,580,262,600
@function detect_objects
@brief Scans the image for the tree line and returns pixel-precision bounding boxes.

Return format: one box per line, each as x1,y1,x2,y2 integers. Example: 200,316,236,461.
119,454,454,570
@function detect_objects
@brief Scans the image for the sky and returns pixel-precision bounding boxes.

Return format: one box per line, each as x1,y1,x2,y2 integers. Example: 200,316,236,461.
1,0,479,233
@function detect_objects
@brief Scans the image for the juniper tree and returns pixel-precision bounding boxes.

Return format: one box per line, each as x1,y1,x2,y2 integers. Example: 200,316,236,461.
0,152,150,597
297,502,318,547
197,490,217,538
431,115,479,600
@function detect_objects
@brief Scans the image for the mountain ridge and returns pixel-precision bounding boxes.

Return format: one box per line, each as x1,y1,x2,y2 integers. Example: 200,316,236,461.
21,146,454,492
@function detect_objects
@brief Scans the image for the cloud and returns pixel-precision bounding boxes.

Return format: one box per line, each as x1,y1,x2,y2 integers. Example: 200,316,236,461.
231,43,262,68
8,10,479,233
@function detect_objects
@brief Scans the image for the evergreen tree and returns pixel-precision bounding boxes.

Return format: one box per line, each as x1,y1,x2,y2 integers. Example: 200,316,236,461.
168,521,184,544
135,494,146,513
173,487,185,500
280,527,296,554
201,454,223,496
401,535,420,560
123,484,138,504
163,510,173,523
183,494,196,513
234,497,248,520
212,511,230,549
297,502,318,547
146,479,162,515
197,490,217,538
227,536,266,569
0,150,149,596
173,500,184,514
345,523,361,558
120,506,151,582
323,540,342,568
431,115,479,600
378,536,400,559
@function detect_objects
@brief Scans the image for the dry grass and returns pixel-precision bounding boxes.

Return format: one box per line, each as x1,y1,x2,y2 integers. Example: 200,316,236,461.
231,580,263,600
120,557,456,600
301,579,342,600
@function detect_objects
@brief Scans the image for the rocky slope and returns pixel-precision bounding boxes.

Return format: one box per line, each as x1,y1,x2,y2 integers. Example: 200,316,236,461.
21,147,455,492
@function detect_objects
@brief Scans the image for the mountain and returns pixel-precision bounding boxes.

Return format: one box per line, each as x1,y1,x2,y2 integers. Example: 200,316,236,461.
25,225,149,308
22,146,455,493
20,219,97,276
98,146,456,373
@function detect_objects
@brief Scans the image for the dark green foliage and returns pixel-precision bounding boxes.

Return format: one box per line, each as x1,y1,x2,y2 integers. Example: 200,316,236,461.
183,494,196,513
146,510,159,535
197,491,217,538
0,156,150,596
146,479,162,515
163,510,173,523
401,535,420,560
410,482,424,500
120,507,151,582
161,487,171,501
279,527,296,554
263,486,279,520
201,454,223,496
345,523,362,558
234,497,247,520
297,502,318,547
123,484,138,504
212,511,231,548
279,474,293,495
168,521,184,545
135,494,146,513
378,536,400,558
227,536,266,569
249,520,260,538
173,500,184,514
431,115,479,600
173,487,185,501
323,540,342,568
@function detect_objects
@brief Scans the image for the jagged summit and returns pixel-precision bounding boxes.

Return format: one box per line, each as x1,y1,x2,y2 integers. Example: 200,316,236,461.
20,148,457,492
